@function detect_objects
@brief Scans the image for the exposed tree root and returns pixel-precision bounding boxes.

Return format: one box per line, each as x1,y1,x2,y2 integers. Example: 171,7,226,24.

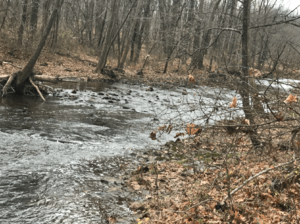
1,71,20,97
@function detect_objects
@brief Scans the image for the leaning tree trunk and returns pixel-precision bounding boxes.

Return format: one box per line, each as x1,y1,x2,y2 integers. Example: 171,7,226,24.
15,0,64,93
240,0,260,147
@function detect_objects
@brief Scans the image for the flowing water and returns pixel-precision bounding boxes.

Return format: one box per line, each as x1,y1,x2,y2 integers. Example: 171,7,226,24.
1,79,286,223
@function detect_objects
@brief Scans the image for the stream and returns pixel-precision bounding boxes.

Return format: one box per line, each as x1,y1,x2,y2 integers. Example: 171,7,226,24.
0,79,295,223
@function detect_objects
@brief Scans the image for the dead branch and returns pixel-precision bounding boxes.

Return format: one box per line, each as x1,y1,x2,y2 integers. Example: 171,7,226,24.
2,61,22,69
29,77,46,101
0,74,10,82
222,159,295,204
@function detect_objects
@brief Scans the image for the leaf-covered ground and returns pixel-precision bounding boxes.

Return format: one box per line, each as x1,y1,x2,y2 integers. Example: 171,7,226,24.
127,134,300,223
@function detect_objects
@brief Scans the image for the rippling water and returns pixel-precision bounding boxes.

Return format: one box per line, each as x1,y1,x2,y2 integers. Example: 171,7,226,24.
0,81,240,223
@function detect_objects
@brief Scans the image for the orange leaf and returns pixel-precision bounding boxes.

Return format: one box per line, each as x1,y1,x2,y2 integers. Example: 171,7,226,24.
188,74,196,84
284,94,297,104
186,123,201,135
230,97,237,108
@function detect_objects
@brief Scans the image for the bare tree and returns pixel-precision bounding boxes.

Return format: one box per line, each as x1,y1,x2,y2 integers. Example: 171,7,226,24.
17,0,28,46
15,0,64,92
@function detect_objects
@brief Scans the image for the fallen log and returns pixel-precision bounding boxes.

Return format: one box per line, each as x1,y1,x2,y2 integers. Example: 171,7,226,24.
0,75,10,82
33,75,82,83
33,75,59,83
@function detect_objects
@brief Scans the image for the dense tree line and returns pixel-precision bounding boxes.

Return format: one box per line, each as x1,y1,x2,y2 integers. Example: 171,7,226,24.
0,0,300,75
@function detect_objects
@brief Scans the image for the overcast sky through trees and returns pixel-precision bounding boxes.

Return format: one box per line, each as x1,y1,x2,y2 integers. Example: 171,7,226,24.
283,0,300,11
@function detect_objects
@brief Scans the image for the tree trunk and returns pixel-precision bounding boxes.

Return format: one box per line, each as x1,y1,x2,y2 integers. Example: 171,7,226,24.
240,0,260,147
133,0,151,63
0,0,10,30
98,10,107,48
15,0,64,93
95,0,118,73
17,0,28,46
41,0,51,35
30,0,40,35
119,0,142,69
130,18,140,62
197,0,221,69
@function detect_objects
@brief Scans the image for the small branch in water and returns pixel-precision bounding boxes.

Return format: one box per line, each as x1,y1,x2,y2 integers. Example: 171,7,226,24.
29,77,46,101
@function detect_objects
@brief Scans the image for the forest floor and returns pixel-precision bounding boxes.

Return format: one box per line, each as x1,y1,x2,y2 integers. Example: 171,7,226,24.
126,125,300,224
1,47,300,223
0,46,215,89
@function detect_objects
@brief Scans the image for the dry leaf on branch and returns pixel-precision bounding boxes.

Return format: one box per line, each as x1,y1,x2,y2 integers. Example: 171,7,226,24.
284,94,297,104
230,97,237,108
150,131,157,140
249,68,262,77
158,125,166,131
188,74,196,84
186,123,201,135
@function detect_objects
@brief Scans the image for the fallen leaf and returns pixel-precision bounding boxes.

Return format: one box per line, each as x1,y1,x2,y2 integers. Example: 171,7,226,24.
108,216,117,223
236,137,243,145
174,132,185,138
150,131,157,140
284,94,297,104
230,97,237,108
145,195,152,200
275,112,284,121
